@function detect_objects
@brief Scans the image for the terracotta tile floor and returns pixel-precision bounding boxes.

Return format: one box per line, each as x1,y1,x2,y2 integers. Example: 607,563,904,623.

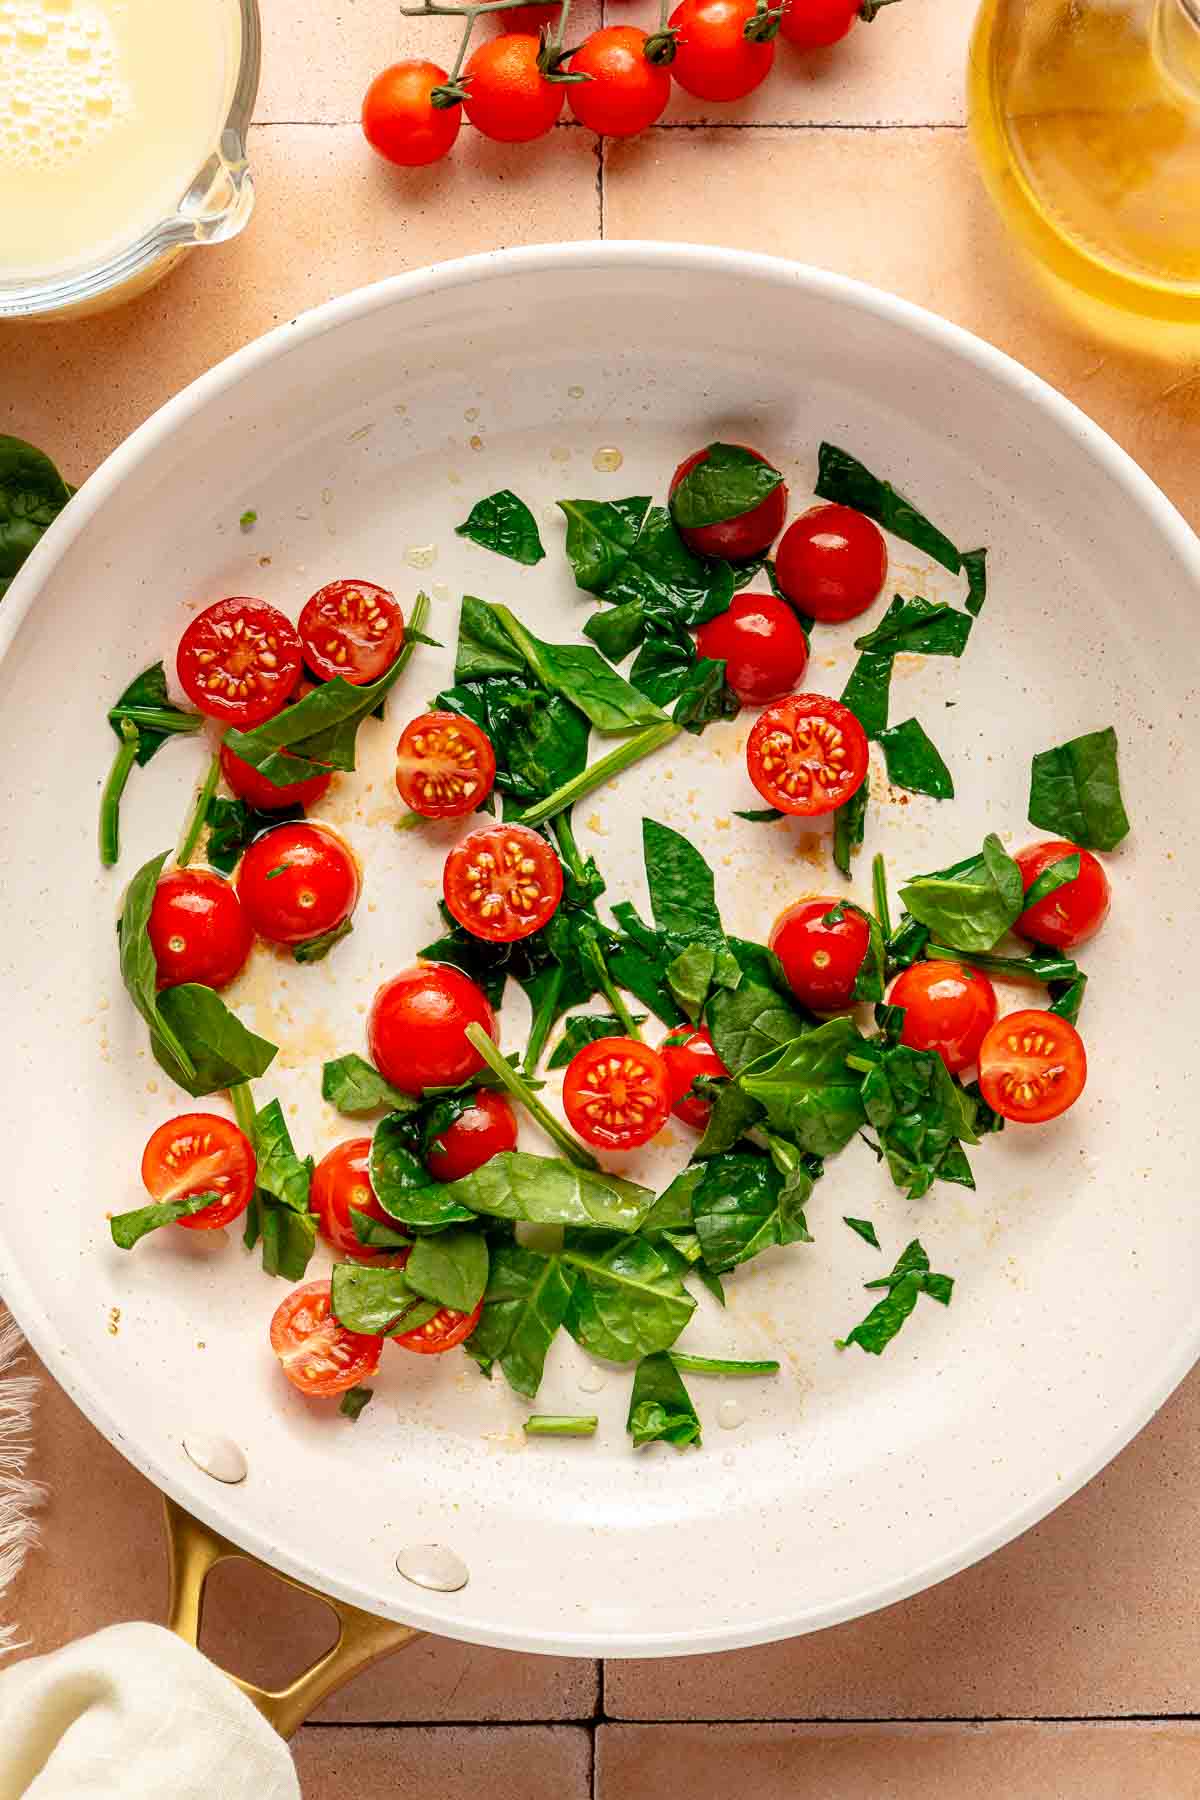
4,0,1200,1791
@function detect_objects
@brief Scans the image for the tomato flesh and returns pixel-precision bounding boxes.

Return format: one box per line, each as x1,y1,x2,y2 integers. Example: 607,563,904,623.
462,35,566,143
669,445,788,562
660,1026,729,1131
299,580,404,686
147,868,253,992
1014,840,1111,951
392,1297,484,1354
368,964,497,1095
396,711,497,819
237,822,360,946
779,0,860,48
696,593,809,705
562,1036,672,1150
311,1138,408,1262
176,596,303,727
362,61,462,167
770,897,870,1011
746,692,869,815
889,959,998,1074
220,740,332,811
443,823,563,943
978,1008,1087,1124
141,1112,256,1232
774,504,888,624
566,28,672,137
271,1281,383,1396
425,1089,518,1181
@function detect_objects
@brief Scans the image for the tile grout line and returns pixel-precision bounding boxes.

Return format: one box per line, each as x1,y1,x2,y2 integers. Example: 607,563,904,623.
250,117,967,131
296,1710,1200,1730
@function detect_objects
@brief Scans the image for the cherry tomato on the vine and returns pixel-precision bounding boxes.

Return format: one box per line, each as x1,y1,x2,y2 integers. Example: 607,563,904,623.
567,27,672,137
779,0,862,49
362,61,462,167
368,964,497,1095
299,580,404,686
669,444,788,562
889,959,997,1075
237,822,360,947
669,0,777,102
270,1281,383,1396
745,692,869,815
660,1026,729,1131
176,596,303,727
425,1089,518,1181
443,823,564,943
141,1112,256,1233
1014,840,1110,951
773,504,888,623
500,1,560,32
696,593,809,705
147,868,253,992
463,34,566,142
220,740,332,812
769,897,870,1011
392,1297,484,1354
562,1036,673,1150
311,1138,407,1262
978,1008,1087,1124
395,711,497,819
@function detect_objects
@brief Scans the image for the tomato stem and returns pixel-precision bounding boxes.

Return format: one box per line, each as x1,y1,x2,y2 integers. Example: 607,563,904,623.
871,852,891,939
465,1023,600,1171
515,721,680,830
177,751,221,869
98,718,140,868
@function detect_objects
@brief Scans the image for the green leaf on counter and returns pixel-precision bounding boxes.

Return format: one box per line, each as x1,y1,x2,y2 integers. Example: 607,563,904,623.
0,434,72,599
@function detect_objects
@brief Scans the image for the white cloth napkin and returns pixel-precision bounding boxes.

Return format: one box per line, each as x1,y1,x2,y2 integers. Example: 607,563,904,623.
0,1622,300,1799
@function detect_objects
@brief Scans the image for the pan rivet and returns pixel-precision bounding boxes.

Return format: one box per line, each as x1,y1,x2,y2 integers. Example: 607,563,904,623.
183,1434,248,1485
395,1545,469,1593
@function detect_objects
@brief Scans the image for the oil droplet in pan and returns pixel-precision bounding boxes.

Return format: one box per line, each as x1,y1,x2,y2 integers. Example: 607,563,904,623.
593,446,624,473
578,1364,606,1395
404,543,437,569
183,1434,248,1485
395,1545,470,1593
717,1399,746,1431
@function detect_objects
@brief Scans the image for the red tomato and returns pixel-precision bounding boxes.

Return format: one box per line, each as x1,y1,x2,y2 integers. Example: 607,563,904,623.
779,0,860,48
141,1112,256,1232
660,1026,729,1131
271,1281,383,1396
889,959,998,1074
774,504,888,623
395,711,497,819
669,0,776,100
978,1008,1088,1123
368,965,497,1095
695,593,809,705
567,28,672,136
147,868,253,992
362,61,462,166
392,1297,484,1354
311,1138,408,1262
746,692,869,815
769,897,870,1011
237,822,360,947
298,580,405,686
425,1089,518,1181
176,597,303,727
220,740,333,812
443,823,564,943
1014,840,1111,951
669,445,788,562
463,35,566,141
501,1,559,30
562,1036,672,1150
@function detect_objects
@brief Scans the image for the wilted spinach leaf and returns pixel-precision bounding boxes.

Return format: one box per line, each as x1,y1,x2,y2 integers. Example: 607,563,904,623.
548,1012,647,1070
853,593,972,659
627,1351,702,1449
405,1226,489,1314
107,662,202,767
1028,725,1129,851
737,1016,867,1157
456,489,545,565
0,434,72,599
691,1150,813,1274
322,1053,418,1116
330,1264,438,1336
153,984,278,1098
837,1238,953,1355
833,780,870,879
561,498,734,638
464,1243,577,1397
840,647,894,740
669,442,784,530
706,979,811,1075
110,1191,218,1249
856,1039,979,1199
204,794,305,876
844,1216,880,1249
340,1387,374,1421
899,834,1023,953
815,442,962,574
563,1231,696,1362
878,718,954,799
962,547,988,617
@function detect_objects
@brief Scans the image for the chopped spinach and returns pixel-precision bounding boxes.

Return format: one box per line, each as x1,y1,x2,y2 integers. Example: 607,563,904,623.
705,979,812,1075
1022,851,1081,910
204,795,305,876
878,718,954,799
669,443,783,530
243,1098,317,1280
293,918,354,965
737,1016,867,1157
339,1387,374,1421
855,1038,979,1199
844,1216,880,1249
100,666,205,866
627,1351,702,1449
465,1243,578,1396
644,818,727,952
815,442,962,574
456,489,546,565
837,1238,953,1355
563,1231,696,1362
1049,970,1088,1025
691,1150,813,1274
840,647,894,740
898,834,1023,953
833,781,870,879
405,1227,489,1314
110,1190,218,1249
443,1151,654,1232
153,984,278,1098
962,547,988,617
330,1263,438,1336
853,592,972,659
1028,726,1129,851
321,1053,418,1116
734,807,785,824
561,497,734,639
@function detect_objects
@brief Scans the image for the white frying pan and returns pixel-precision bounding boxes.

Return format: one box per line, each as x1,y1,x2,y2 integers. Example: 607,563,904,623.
2,245,1197,1677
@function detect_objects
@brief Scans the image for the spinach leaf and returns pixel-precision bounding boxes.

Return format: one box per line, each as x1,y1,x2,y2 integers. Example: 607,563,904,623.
584,598,647,663
857,1040,979,1199
464,1243,577,1396
819,901,885,1004
153,984,278,1097
815,442,962,574
1028,726,1130,851
853,593,972,659
352,1212,413,1252
640,1165,704,1236
444,1151,654,1232
246,1098,316,1278
293,918,354,965
1050,970,1088,1025
463,600,668,735
726,936,792,996
705,979,811,1075
438,676,590,814
671,1352,779,1376
548,1012,646,1070
735,807,785,824
841,648,894,740
878,718,954,799
885,910,931,972
669,443,784,530
561,497,734,648
108,663,202,767
627,633,737,736
563,1232,696,1362
695,1080,764,1156
370,1113,474,1229
844,1216,880,1249
405,1227,489,1314
253,1099,313,1215
833,781,869,879
738,1016,867,1157
340,1387,374,1421
456,490,545,565
667,944,718,1022
627,1352,702,1450
962,547,988,617
559,495,651,593
899,834,1023,953
258,1198,318,1282
322,1053,418,1116
110,1191,218,1248
837,1237,953,1355
0,435,72,599
691,1150,813,1274
203,794,305,876
330,1264,438,1336
117,852,197,1083
1022,851,1081,910
643,819,726,952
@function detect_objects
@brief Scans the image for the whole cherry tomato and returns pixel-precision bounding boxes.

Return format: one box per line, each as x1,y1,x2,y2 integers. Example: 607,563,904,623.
368,965,497,1095
779,0,862,49
773,504,888,623
669,444,788,561
147,868,253,991
425,1089,518,1181
669,0,777,102
1013,840,1110,951
889,959,998,1074
769,897,870,1011
237,822,360,947
696,593,809,705
567,28,672,136
463,34,566,142
660,1026,729,1131
362,61,462,166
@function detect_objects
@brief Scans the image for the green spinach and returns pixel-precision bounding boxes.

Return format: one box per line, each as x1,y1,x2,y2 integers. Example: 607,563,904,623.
855,1040,979,1199
898,834,1023,953
878,718,954,799
1028,726,1129,851
844,1216,880,1249
737,1016,867,1156
204,795,305,877
456,489,546,565
330,1264,438,1336
153,984,278,1097
465,1243,578,1396
669,443,783,530
627,1352,702,1449
293,918,354,965
841,647,894,740
705,979,811,1075
815,442,962,573
1022,851,1081,910
340,1387,374,1421
405,1227,489,1314
837,1238,953,1355
853,593,972,658
110,1191,218,1249
563,1231,696,1362
691,1150,813,1274
321,1053,418,1116
548,1012,646,1069
0,435,72,600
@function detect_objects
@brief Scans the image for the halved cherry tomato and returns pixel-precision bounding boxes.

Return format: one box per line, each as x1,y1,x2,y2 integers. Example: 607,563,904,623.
425,1089,518,1181
660,1026,729,1131
176,597,303,727
562,1036,672,1150
463,34,566,142
500,1,559,30
392,1296,484,1354
443,823,563,943
298,580,405,686
769,897,870,1011
141,1112,256,1232
779,0,861,48
669,0,777,101
270,1281,383,1396
696,593,809,705
889,959,997,1074
362,61,462,167
773,504,888,623
368,965,497,1095
669,444,788,562
1014,840,1110,951
745,692,869,815
311,1138,409,1262
237,822,360,946
567,27,672,137
220,740,333,812
395,711,497,819
978,1008,1087,1124
147,868,253,992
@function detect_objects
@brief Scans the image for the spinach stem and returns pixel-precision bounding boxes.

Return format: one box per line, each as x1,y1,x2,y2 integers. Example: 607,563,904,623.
872,852,891,939
523,964,563,1074
669,1353,780,1376
395,810,425,832
98,719,140,868
229,1081,257,1138
515,721,680,830
550,809,586,886
845,1054,876,1075
924,943,1073,983
177,751,220,868
465,1024,599,1171
523,1414,598,1437
582,935,641,1040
